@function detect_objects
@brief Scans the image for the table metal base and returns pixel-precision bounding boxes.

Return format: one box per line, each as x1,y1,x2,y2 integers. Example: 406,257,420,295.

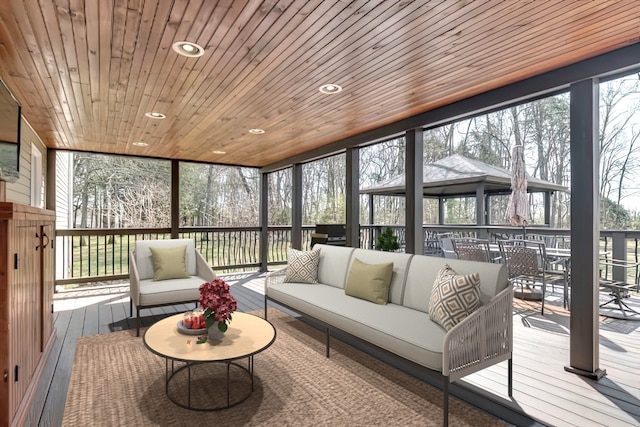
164,356,254,411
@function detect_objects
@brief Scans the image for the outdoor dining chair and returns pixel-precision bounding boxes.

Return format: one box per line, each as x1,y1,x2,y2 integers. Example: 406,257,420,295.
498,239,565,315
438,234,458,259
452,238,492,263
598,257,640,317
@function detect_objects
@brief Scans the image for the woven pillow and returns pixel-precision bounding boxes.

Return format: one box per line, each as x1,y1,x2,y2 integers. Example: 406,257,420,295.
429,264,481,330
284,247,321,284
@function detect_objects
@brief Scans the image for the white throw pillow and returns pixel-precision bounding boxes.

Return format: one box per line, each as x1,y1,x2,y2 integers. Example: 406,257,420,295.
284,247,321,284
429,264,481,330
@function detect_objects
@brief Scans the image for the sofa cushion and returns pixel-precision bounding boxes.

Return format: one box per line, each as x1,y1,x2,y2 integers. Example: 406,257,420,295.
428,264,481,330
149,245,190,281
267,282,446,371
285,247,321,283
344,258,393,304
135,239,197,280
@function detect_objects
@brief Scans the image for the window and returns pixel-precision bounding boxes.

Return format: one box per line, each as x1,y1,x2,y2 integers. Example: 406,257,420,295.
30,143,43,208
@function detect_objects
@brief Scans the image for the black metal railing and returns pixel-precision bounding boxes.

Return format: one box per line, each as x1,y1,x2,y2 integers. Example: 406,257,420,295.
54,225,315,287
54,224,640,289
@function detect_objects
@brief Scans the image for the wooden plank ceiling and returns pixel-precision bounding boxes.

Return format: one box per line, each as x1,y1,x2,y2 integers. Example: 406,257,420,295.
0,0,638,168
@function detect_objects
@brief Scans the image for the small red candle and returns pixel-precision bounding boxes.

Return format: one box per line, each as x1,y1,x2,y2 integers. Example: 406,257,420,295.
183,312,193,329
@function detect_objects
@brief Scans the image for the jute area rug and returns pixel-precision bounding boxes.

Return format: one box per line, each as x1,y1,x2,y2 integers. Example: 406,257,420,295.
62,309,505,426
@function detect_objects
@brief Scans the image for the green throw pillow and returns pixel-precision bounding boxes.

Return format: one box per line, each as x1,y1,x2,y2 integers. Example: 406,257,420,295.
344,258,393,304
149,245,190,281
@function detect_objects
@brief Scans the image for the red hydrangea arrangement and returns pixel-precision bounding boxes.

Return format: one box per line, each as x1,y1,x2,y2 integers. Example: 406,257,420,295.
198,278,238,333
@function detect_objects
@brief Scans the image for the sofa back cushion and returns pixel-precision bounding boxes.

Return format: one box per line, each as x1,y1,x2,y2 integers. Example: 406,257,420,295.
316,244,356,288
348,249,413,305
403,255,508,313
135,239,197,281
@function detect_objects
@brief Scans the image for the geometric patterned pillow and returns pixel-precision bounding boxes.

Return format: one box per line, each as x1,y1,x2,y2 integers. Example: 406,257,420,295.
428,264,481,331
284,247,321,284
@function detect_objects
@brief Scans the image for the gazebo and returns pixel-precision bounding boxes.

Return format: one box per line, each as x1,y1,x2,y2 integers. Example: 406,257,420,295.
360,154,567,226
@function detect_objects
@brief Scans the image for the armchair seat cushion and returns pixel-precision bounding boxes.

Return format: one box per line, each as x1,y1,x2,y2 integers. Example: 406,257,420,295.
138,276,206,307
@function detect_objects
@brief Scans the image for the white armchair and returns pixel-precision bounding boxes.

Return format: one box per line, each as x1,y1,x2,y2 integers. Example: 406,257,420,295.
129,239,215,336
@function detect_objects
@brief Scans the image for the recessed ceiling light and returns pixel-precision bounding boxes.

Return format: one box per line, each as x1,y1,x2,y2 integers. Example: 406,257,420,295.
319,84,342,94
144,112,166,119
132,141,148,147
212,150,226,154
172,41,205,58
249,128,265,134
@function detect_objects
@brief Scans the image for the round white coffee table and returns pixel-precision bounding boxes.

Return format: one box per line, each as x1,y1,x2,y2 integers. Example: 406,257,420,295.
143,312,276,411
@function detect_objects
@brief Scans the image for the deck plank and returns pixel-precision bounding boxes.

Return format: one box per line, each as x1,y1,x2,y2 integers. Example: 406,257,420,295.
38,306,86,427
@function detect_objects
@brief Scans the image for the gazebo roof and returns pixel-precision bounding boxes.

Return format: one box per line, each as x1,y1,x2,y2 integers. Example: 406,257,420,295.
360,154,567,197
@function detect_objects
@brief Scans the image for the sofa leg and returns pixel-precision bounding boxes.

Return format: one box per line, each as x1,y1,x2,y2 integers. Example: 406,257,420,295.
325,328,330,358
508,358,513,397
443,376,449,427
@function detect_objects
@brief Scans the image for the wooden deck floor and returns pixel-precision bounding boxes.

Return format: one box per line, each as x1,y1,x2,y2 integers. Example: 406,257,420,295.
29,273,640,427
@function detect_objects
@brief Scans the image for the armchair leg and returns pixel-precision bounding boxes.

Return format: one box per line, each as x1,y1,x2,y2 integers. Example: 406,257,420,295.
136,308,140,337
130,299,133,317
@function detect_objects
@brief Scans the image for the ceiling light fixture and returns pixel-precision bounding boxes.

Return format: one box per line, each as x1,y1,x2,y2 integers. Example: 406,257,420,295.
144,112,166,119
132,141,148,147
172,41,205,58
212,150,226,154
319,84,342,94
249,128,265,134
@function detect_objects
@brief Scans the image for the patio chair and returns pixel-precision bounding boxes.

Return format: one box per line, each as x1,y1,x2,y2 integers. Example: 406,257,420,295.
129,239,216,336
438,235,458,259
452,239,492,263
598,257,640,317
498,239,564,315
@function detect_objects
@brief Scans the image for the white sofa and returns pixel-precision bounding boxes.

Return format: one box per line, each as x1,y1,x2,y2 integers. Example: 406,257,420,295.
129,239,215,336
265,244,513,426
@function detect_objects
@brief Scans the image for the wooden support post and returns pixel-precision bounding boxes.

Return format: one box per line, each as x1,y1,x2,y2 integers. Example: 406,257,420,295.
564,78,606,380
